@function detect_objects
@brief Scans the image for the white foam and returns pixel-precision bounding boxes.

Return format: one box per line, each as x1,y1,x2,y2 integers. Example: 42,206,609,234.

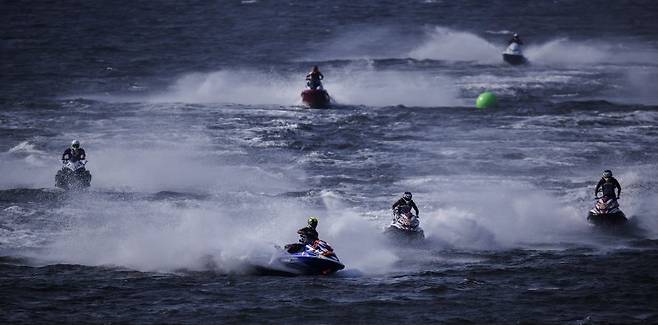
144,68,462,107
149,70,300,105
408,27,500,63
397,177,591,249
8,141,44,155
90,146,300,193
0,146,54,189
26,189,400,274
327,69,463,107
525,38,658,66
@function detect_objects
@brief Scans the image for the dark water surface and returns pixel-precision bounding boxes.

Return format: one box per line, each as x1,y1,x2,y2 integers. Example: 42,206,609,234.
2,0,658,323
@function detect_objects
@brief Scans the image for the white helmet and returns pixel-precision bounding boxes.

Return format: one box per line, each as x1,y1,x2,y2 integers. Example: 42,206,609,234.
71,140,80,149
513,33,519,37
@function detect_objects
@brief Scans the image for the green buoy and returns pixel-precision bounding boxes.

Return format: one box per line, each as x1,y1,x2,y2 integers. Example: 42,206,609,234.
476,91,497,109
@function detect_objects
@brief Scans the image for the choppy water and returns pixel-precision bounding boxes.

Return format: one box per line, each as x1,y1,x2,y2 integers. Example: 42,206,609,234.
2,0,658,323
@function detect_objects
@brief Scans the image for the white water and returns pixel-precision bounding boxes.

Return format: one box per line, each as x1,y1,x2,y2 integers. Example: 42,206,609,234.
2,25,658,275
146,68,463,107
408,27,501,63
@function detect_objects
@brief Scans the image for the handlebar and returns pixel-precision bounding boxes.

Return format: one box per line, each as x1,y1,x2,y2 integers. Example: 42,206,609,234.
594,196,619,200
62,159,87,165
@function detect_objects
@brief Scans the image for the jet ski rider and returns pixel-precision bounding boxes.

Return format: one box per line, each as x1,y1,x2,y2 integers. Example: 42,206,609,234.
62,140,86,163
509,33,523,45
595,170,621,199
305,66,324,90
392,192,419,216
285,217,320,253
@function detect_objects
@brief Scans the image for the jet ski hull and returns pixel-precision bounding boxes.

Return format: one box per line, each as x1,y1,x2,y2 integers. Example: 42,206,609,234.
55,169,91,191
502,53,527,65
279,255,344,275
263,240,345,275
587,211,627,226
301,89,331,108
384,225,425,242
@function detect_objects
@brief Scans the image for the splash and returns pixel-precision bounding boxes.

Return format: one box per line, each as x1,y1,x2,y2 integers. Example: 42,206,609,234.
525,38,658,66
301,26,420,61
33,199,304,272
0,141,53,189
525,38,609,65
148,70,300,105
408,27,500,63
613,67,658,105
319,191,399,274
610,167,658,237
401,177,590,249
147,68,463,107
29,190,399,274
327,69,463,107
305,26,501,63
90,146,300,193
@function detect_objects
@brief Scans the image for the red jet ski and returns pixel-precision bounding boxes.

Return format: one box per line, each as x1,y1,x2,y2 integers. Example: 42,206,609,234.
301,88,331,108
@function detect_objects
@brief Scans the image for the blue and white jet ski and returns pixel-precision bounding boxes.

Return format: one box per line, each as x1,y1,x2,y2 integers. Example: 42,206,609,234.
278,240,344,275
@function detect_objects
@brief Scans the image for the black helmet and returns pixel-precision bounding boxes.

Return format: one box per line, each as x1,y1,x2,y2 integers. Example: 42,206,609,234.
308,217,318,228
603,170,612,178
403,192,412,201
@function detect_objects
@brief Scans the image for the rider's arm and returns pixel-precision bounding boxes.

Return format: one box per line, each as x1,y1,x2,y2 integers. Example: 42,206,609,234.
594,179,604,195
411,201,419,216
392,199,402,210
79,149,86,160
615,179,621,197
62,150,70,161
318,73,324,80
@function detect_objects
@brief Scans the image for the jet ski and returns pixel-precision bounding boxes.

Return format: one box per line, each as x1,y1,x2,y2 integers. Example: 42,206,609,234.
384,205,425,241
274,239,344,275
587,196,627,226
502,42,527,65
55,160,91,191
301,81,331,108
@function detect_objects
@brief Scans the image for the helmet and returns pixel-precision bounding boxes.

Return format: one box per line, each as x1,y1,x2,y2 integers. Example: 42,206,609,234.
513,33,519,37
312,65,319,72
308,217,318,228
403,192,412,201
603,170,612,178
71,140,80,149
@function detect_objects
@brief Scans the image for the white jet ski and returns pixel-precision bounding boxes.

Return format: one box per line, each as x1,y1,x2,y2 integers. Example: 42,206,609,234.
502,42,527,65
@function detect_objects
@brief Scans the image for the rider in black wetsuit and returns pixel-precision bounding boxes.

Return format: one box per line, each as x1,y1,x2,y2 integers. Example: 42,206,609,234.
392,192,419,216
305,66,324,90
286,217,319,253
62,140,86,163
595,170,621,199
508,33,523,45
